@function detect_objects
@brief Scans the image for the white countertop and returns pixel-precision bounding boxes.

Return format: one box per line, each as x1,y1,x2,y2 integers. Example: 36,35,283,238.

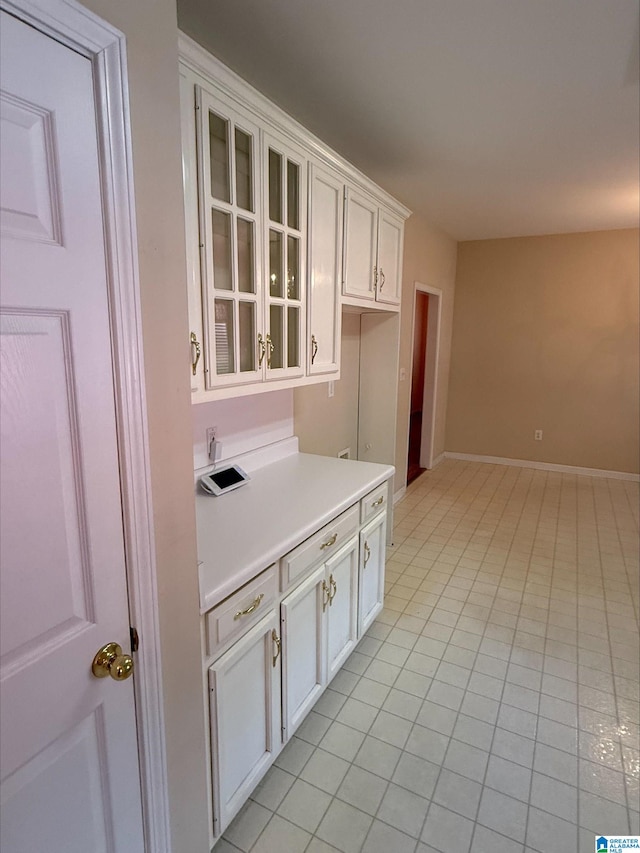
196,452,394,613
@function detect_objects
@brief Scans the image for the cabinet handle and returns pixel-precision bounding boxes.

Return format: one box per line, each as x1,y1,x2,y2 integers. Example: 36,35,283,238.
364,541,371,567
272,629,281,667
322,580,330,612
265,333,274,367
329,575,337,605
379,268,385,292
234,593,264,620
258,333,266,367
190,332,201,376
320,533,337,551
372,496,384,508
311,334,318,365
373,266,378,291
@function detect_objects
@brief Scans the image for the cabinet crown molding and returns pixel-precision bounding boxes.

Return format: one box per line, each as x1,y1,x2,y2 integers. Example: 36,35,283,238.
178,31,411,221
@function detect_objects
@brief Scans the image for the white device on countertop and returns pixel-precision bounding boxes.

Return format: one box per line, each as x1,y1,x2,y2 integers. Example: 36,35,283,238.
199,464,250,497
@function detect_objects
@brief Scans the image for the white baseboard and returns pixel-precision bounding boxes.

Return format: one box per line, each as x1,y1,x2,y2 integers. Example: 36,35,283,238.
393,486,407,504
429,453,445,469
444,452,640,482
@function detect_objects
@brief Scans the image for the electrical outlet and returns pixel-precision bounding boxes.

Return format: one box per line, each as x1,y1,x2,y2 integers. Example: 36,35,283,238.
328,381,335,398
534,429,543,441
400,367,407,381
206,426,217,448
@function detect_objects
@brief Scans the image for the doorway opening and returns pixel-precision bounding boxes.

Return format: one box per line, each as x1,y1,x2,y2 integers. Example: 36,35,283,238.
406,283,442,485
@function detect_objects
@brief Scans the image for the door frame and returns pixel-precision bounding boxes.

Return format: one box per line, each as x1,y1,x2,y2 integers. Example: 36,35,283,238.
0,1,170,850
407,281,442,470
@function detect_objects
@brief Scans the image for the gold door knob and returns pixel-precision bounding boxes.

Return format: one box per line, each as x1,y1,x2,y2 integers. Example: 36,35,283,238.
92,642,134,681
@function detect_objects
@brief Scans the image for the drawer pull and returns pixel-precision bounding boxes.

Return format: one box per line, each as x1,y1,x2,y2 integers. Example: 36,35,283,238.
234,593,264,620
328,574,337,605
364,541,371,567
320,533,338,551
371,496,384,508
272,629,281,667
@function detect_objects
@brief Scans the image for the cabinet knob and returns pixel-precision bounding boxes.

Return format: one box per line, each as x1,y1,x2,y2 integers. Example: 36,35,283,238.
372,496,384,508
328,574,337,605
258,333,266,366
190,331,201,376
271,629,281,667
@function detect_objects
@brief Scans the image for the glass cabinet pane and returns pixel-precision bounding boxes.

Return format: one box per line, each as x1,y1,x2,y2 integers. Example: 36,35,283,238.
287,306,300,368
268,305,284,370
237,218,254,293
269,230,283,297
286,236,300,300
209,112,230,202
287,161,299,229
235,128,253,212
214,299,235,374
212,209,232,291
238,301,256,372
268,149,283,223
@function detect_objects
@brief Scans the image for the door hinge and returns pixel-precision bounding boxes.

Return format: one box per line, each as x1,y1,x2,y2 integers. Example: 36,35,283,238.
130,626,140,653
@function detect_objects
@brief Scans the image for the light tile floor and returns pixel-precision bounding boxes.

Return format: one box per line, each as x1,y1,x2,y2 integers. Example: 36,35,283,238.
219,459,640,853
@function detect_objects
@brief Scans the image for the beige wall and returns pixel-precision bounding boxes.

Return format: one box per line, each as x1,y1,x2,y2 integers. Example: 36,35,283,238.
447,229,640,474
79,1,209,849
294,312,361,457
395,214,458,487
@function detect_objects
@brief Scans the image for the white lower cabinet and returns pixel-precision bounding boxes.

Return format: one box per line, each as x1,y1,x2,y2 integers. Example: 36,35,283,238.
358,511,387,636
208,611,282,836
281,536,358,740
205,486,389,844
325,537,359,681
280,564,326,740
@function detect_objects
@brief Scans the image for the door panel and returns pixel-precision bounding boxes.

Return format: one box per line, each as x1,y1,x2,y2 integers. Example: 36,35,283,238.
281,565,325,740
376,210,403,305
358,513,387,636
209,612,281,834
325,537,359,682
0,12,144,851
343,187,377,301
308,164,342,375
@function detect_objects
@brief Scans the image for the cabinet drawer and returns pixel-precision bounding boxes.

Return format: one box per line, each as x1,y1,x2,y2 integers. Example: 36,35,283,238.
205,565,278,657
360,483,388,523
281,505,359,590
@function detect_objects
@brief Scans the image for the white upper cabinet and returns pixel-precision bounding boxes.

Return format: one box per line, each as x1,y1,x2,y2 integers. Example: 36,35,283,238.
196,87,263,390
179,34,409,401
343,187,404,310
307,163,343,377
263,133,306,381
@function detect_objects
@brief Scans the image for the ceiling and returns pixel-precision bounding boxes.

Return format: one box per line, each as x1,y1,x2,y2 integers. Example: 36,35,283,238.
177,0,640,241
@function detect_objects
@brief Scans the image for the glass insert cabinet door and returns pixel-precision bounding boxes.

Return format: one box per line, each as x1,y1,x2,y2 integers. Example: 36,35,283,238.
263,134,306,379
196,87,263,388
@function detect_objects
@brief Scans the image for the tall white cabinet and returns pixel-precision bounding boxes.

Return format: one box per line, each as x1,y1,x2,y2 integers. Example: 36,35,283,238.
179,33,409,404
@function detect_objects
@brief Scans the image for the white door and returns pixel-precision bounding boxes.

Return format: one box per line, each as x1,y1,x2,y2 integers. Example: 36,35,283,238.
0,12,144,853
376,210,403,306
325,537,359,682
342,187,377,301
307,163,343,376
358,513,387,636
209,612,281,836
280,564,325,741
